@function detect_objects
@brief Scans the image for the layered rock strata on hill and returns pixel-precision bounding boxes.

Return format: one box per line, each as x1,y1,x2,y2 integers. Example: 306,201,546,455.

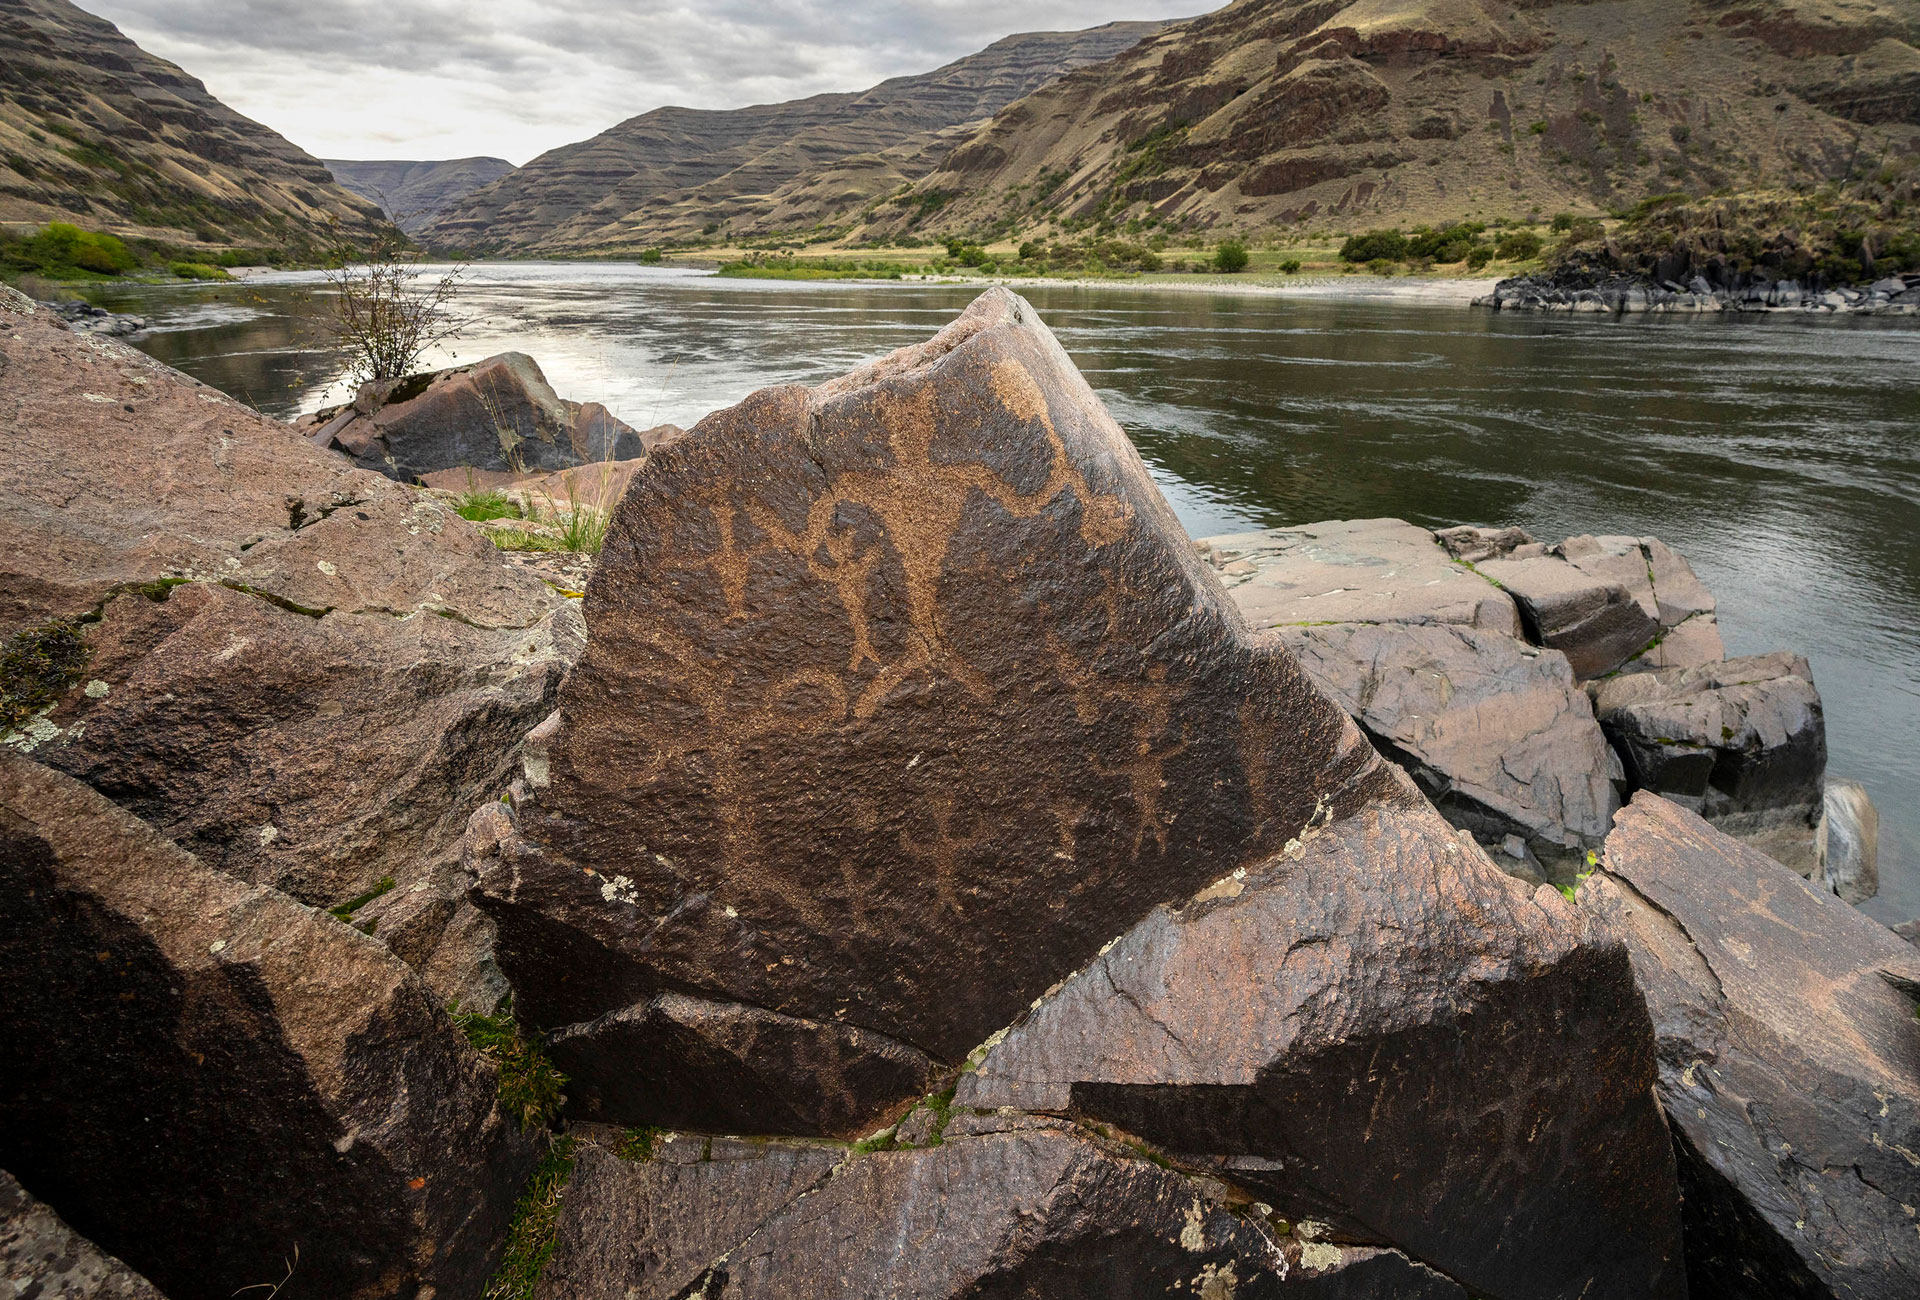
0,287,580,1007
470,287,1686,1299
0,754,532,1300
0,0,389,247
323,157,516,233
1584,794,1920,1300
297,352,659,482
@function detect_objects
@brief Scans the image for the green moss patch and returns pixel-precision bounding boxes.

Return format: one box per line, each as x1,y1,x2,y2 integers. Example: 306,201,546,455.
0,618,91,732
482,1135,576,1300
452,1008,568,1131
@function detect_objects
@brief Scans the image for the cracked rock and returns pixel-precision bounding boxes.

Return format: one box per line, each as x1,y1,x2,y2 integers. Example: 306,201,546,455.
0,290,581,910
1476,550,1661,679
1198,518,1522,635
473,287,1400,1132
543,1129,1464,1300
1277,621,1618,868
1588,652,1825,871
1583,794,1920,1300
957,782,1685,1300
0,753,533,1300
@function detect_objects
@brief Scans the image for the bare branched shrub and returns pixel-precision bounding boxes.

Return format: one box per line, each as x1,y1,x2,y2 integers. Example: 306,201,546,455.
322,233,467,387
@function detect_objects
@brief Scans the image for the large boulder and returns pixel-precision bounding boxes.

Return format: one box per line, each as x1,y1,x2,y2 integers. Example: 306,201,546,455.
471,289,1685,1298
0,1169,166,1300
0,286,578,992
1199,518,1521,635
1588,652,1826,869
1276,621,1618,870
299,352,654,481
0,753,533,1300
959,788,1684,1300
1583,794,1920,1300
540,1128,1468,1300
474,287,1403,1132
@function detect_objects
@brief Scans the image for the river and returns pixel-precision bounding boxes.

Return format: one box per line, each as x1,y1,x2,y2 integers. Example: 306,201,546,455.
85,262,1920,922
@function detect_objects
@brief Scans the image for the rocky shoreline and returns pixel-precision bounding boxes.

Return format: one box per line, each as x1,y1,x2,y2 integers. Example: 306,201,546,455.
4,284,1918,1299
1478,267,1920,315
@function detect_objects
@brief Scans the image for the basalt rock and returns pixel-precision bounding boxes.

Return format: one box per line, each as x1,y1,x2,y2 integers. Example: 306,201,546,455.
0,1169,166,1300
0,286,579,933
1432,523,1534,565
959,785,1685,1300
472,287,1401,1131
1476,549,1662,679
542,1129,1466,1300
1199,518,1521,635
1277,621,1618,870
0,753,533,1300
1554,534,1723,673
1584,794,1920,1300
1588,652,1825,870
298,352,650,481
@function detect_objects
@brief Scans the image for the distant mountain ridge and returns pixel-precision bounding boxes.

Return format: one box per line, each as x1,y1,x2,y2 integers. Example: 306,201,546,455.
324,157,516,234
870,0,1920,237
420,19,1174,253
0,0,388,250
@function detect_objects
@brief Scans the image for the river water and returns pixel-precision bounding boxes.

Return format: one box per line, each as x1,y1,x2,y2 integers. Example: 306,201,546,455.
88,263,1920,922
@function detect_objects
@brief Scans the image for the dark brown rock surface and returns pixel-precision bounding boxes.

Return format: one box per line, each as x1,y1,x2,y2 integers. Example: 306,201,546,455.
0,288,579,919
959,788,1685,1300
1477,551,1662,678
300,352,650,481
0,1169,166,1300
0,753,532,1300
475,287,1398,1127
1277,621,1618,863
542,1128,1464,1300
1585,794,1920,1300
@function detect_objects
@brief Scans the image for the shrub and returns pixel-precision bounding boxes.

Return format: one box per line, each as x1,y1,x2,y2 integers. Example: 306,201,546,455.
168,261,230,281
1466,246,1495,269
638,248,663,264
1340,229,1409,262
323,247,467,387
1495,230,1543,260
1551,212,1576,232
1212,238,1250,273
1279,258,1302,274
1366,258,1396,276
1017,240,1043,261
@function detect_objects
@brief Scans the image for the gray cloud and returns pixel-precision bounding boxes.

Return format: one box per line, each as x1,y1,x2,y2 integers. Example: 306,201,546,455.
83,0,1186,163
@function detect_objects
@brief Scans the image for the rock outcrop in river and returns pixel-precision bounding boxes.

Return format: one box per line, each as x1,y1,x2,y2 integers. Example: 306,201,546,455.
3,284,1914,1300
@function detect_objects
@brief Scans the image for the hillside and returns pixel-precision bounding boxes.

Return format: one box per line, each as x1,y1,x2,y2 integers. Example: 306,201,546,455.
0,0,389,251
419,20,1172,253
864,0,1920,238
324,157,515,234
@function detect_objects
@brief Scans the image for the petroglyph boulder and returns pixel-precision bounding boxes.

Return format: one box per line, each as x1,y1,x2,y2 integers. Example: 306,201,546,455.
474,286,1400,1133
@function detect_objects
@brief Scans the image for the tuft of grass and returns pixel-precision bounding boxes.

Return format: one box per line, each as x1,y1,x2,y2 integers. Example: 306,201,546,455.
613,1126,664,1162
482,1135,575,1300
452,1008,568,1131
552,505,609,554
455,488,522,523
0,618,91,732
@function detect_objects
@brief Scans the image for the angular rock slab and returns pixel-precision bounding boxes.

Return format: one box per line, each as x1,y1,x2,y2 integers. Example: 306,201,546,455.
1815,777,1880,904
1476,550,1660,679
0,754,532,1300
1199,518,1521,635
1556,534,1723,673
476,287,1398,1124
0,287,578,916
959,787,1685,1300
1277,622,1618,863
542,1129,1465,1300
0,1169,166,1300
1585,795,1920,1300
1589,652,1825,868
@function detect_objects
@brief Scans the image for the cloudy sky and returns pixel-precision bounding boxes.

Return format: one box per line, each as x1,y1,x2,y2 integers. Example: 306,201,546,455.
85,1,1188,165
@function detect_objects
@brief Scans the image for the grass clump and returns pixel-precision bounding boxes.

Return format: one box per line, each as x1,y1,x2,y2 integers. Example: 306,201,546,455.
454,488,522,523
452,1008,568,1131
481,1135,576,1300
0,618,91,732
613,1126,665,1161
328,876,394,933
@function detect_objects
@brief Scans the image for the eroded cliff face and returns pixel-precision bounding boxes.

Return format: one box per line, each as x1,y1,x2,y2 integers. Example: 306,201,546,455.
416,20,1171,253
0,0,390,248
875,0,1920,235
